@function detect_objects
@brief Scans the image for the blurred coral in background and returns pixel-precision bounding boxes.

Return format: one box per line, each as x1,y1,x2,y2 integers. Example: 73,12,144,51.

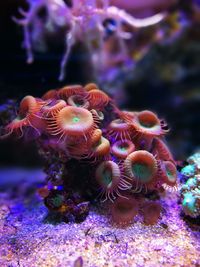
180,152,200,219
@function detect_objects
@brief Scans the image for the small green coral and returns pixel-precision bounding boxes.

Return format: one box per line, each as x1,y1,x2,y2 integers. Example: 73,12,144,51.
185,178,198,188
181,165,196,178
182,192,198,217
180,152,200,218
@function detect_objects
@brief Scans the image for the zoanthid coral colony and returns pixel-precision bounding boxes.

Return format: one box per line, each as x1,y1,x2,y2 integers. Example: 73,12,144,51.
1,84,177,225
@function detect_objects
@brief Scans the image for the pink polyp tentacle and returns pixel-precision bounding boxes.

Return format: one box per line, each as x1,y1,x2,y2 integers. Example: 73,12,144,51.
111,192,115,200
57,131,66,143
116,189,128,199
12,3,34,64
47,128,60,132
0,126,13,139
120,179,131,188
122,174,132,182
97,189,104,199
138,184,143,193
32,113,43,119
83,131,87,142
127,131,131,140
122,180,132,188
118,184,127,190
47,127,62,133
27,117,41,133
115,19,128,57
17,125,24,139
47,128,60,133
47,121,58,126
134,179,140,192
59,31,75,81
24,25,34,64
46,125,59,130
18,7,29,17
108,191,114,202
101,7,166,28
101,194,108,203
46,116,59,121
49,129,63,135
12,17,28,26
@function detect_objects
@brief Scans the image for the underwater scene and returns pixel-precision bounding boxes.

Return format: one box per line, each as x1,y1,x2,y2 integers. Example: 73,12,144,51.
0,0,200,266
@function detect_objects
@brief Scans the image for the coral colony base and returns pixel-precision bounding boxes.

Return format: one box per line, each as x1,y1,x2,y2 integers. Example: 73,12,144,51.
1,84,178,225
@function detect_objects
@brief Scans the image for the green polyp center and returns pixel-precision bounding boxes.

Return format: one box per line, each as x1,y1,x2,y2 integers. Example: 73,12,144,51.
117,141,129,153
72,116,80,123
52,195,63,207
166,167,175,182
140,120,155,128
102,168,113,188
75,98,84,107
75,103,81,107
132,163,151,182
118,145,127,152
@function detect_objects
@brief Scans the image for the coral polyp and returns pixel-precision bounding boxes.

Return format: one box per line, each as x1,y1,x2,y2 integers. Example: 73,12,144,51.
95,160,131,201
1,83,177,224
3,95,45,138
87,89,110,110
47,106,95,143
111,139,135,159
152,137,175,163
142,201,162,225
131,110,167,137
108,118,132,141
67,95,90,109
110,195,139,225
41,99,67,117
90,136,110,161
58,85,87,100
160,161,177,190
124,150,158,191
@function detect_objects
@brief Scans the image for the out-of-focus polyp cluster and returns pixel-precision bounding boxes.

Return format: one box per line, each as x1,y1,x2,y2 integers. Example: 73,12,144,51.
13,0,165,80
1,83,177,225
